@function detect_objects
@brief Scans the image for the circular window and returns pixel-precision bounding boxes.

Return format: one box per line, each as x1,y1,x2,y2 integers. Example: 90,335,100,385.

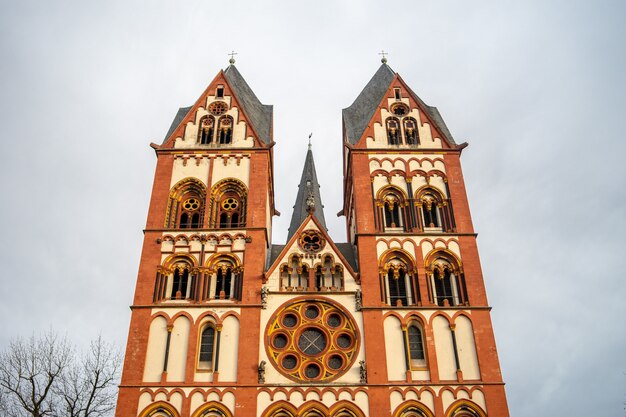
391,103,410,116
221,197,238,211
326,313,341,328
272,333,288,349
304,305,320,320
183,198,200,210
265,298,360,382
304,363,321,379
208,101,228,115
297,328,327,355
298,230,325,253
282,313,298,328
327,354,343,370
282,354,298,370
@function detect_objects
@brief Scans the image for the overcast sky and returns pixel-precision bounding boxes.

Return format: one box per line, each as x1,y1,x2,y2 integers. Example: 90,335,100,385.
1,1,625,416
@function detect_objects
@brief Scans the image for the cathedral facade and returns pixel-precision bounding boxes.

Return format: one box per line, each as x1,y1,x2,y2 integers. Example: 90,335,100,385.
115,60,510,417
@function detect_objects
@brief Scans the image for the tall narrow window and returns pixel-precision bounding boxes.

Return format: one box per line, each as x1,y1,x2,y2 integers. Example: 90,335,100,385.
378,187,407,231
165,178,206,229
198,326,216,369
216,85,224,98
394,88,401,100
407,324,426,367
170,265,190,299
218,116,233,144
210,179,247,229
404,117,419,145
387,267,408,306
384,198,402,228
198,116,215,144
434,267,454,306
386,117,401,145
214,267,232,299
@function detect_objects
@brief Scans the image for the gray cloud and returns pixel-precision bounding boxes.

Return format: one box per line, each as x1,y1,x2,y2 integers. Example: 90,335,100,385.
1,1,624,416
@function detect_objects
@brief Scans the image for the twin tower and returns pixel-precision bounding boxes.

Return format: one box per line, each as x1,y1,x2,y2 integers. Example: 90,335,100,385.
115,61,510,417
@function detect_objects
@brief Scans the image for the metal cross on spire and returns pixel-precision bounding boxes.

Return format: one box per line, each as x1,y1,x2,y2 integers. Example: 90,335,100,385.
228,50,238,64
308,133,313,150
379,50,388,64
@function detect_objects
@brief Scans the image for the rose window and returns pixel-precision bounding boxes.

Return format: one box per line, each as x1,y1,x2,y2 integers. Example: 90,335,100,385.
298,230,325,253
209,101,228,115
221,198,239,211
265,298,360,382
183,198,200,210
391,102,409,116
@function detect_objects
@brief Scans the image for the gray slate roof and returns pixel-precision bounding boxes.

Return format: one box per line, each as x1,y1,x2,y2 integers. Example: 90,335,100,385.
224,65,273,144
287,147,327,242
342,64,456,145
162,65,273,144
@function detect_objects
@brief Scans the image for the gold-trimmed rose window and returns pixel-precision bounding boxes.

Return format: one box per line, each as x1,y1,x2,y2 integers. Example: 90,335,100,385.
265,298,360,383
209,101,228,116
298,230,325,253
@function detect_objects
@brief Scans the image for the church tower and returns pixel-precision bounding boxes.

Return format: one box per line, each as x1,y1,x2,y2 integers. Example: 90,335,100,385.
116,60,510,417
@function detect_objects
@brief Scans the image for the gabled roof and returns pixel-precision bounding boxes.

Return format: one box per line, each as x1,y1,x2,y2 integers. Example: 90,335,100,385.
266,214,359,277
287,147,327,241
161,64,273,145
342,64,395,145
342,63,456,146
223,65,273,144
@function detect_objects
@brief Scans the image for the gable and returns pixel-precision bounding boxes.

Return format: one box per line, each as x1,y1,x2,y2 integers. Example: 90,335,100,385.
160,68,272,149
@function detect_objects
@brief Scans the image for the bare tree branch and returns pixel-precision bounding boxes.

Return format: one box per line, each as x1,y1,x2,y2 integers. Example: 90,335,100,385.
0,332,120,417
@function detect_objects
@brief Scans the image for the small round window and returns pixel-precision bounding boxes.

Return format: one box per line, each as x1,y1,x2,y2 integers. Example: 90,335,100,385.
183,198,200,210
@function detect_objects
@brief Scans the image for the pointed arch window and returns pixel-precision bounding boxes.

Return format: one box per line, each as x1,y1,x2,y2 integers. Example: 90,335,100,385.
386,117,401,145
198,325,216,370
198,115,215,144
403,117,419,145
217,116,233,144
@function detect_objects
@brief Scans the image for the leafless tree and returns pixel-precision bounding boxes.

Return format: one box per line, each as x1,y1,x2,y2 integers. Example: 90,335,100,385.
0,332,120,417
57,336,120,417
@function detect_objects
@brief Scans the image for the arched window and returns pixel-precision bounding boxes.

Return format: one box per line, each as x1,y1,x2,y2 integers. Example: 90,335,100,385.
376,186,409,231
380,252,420,307
315,255,343,291
207,256,242,301
170,262,192,300
427,254,468,307
165,178,206,229
386,117,401,145
198,325,216,370
198,115,215,144
217,116,233,144
209,179,247,229
281,255,308,290
407,323,426,368
420,192,442,228
448,402,485,417
218,193,242,228
403,117,419,145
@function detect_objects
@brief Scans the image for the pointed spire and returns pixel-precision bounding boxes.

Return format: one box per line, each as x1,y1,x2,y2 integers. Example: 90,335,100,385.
287,145,327,241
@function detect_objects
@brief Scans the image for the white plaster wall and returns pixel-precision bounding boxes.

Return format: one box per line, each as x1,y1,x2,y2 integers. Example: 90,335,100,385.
169,392,183,414
472,390,487,412
389,391,403,414
433,315,456,380
441,389,456,414
152,307,241,324
169,158,210,188
143,316,167,382
383,315,406,381
222,392,236,416
211,156,251,187
219,315,240,382
455,315,481,380
421,390,435,413
354,391,369,416
136,392,153,416
190,392,204,417
256,391,272,416
166,316,190,382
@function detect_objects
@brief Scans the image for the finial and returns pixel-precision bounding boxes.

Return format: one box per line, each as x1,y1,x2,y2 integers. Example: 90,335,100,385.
228,50,238,65
379,50,388,64
308,132,312,150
